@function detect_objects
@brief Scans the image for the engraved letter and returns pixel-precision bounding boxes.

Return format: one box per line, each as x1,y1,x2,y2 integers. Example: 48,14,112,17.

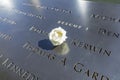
92,72,99,80
2,58,9,67
74,62,84,72
101,75,109,80
59,57,67,66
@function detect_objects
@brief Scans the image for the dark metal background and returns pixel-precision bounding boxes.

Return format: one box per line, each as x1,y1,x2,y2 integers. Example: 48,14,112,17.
0,0,120,80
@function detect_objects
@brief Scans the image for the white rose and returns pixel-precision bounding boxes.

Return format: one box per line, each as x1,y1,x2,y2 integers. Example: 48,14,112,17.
49,27,67,46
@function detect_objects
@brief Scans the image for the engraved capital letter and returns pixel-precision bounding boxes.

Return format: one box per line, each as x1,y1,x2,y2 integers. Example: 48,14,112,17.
101,75,109,80
74,62,84,73
2,58,9,67
59,57,67,66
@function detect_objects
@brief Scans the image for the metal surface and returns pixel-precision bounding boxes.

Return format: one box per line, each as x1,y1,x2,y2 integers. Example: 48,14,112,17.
0,0,120,80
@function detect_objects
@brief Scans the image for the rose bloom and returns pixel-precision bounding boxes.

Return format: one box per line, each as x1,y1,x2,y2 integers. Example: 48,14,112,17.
49,27,67,46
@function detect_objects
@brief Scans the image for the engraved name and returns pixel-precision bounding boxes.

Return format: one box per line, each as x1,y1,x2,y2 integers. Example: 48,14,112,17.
23,42,57,61
27,26,111,56
0,16,16,25
0,54,39,80
98,28,119,38
70,39,111,56
22,41,67,66
12,8,45,20
90,14,120,23
74,62,109,80
22,3,72,14
22,42,110,80
29,26,48,36
0,32,12,40
57,20,82,29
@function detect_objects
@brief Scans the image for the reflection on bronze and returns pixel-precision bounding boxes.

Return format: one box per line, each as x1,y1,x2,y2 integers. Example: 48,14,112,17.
53,42,70,55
